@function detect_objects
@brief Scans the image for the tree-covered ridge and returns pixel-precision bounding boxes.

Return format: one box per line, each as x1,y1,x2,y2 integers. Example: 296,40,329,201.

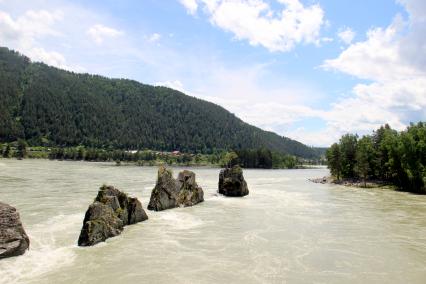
0,47,319,158
326,123,426,194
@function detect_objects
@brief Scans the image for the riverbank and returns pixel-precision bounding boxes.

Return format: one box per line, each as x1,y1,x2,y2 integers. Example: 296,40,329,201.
309,176,398,190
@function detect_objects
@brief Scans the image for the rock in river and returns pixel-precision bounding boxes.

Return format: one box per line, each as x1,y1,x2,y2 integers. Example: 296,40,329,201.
148,166,204,211
218,165,249,197
0,202,30,259
176,170,204,207
78,185,148,247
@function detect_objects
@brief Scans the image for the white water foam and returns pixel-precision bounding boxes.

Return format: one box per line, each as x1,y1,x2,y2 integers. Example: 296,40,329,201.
158,211,203,230
0,213,81,284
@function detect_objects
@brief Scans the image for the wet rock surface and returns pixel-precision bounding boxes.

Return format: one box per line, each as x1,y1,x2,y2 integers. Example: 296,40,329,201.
78,185,148,246
218,165,249,197
0,202,30,259
148,166,204,211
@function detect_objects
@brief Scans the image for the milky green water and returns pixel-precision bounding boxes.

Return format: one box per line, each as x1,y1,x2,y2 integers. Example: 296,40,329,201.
0,159,425,284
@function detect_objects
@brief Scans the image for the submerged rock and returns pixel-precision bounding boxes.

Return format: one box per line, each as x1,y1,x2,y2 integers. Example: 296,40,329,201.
78,185,148,247
0,202,30,259
309,176,331,184
148,166,204,211
218,165,249,197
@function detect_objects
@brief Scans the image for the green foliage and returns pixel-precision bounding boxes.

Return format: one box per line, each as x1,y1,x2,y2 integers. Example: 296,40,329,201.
355,136,375,186
327,123,426,194
2,143,11,158
0,47,319,158
339,134,358,178
235,148,272,168
235,148,299,169
326,143,342,180
271,153,298,169
16,139,27,159
221,151,239,168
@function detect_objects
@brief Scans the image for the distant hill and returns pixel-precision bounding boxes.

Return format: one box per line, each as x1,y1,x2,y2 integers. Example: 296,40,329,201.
0,47,321,158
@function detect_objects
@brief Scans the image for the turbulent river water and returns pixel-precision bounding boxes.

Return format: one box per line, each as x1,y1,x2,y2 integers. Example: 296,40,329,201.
0,159,425,284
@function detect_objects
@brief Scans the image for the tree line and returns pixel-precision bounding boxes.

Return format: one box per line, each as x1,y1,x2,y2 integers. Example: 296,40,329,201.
220,148,301,169
326,122,426,194
1,142,305,169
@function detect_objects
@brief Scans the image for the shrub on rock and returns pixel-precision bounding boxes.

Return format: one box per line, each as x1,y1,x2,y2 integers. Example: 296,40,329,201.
218,165,249,197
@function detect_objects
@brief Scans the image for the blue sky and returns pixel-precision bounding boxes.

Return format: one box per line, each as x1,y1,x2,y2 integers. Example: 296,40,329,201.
0,0,425,146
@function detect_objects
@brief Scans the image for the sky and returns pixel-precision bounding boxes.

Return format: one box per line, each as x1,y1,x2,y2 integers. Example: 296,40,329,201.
0,0,425,146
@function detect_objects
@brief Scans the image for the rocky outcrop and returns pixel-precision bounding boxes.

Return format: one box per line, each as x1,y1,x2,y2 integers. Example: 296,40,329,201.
0,202,30,259
218,165,249,197
147,166,179,211
176,170,204,207
148,166,204,211
78,185,148,247
77,202,123,247
309,176,331,184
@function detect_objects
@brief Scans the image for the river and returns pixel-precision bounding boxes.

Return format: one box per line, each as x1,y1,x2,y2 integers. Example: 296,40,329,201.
0,159,425,283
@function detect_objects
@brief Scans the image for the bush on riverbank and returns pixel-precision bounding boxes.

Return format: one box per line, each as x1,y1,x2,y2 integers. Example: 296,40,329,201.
326,122,426,194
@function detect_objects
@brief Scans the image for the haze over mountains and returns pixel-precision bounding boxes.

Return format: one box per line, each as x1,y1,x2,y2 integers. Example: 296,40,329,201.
0,47,323,158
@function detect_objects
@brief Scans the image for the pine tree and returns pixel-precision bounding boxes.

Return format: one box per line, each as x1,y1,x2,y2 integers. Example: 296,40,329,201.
2,143,11,158
326,143,342,180
16,139,28,159
355,136,374,187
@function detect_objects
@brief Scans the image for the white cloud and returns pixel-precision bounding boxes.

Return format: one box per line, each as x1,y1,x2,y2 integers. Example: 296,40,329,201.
0,9,63,43
147,33,161,43
179,0,325,52
154,80,186,93
87,24,123,44
337,27,355,44
320,0,426,143
180,0,198,15
397,0,426,21
0,9,78,69
28,47,67,67
193,0,426,146
204,97,325,128
282,127,340,147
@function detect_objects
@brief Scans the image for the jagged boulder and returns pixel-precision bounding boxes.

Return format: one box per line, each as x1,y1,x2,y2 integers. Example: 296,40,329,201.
147,166,179,211
148,166,204,211
78,185,148,247
218,165,249,197
177,170,204,207
0,202,30,259
128,197,148,224
77,202,124,247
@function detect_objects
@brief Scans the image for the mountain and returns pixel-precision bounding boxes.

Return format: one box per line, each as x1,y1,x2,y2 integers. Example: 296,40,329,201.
0,47,320,158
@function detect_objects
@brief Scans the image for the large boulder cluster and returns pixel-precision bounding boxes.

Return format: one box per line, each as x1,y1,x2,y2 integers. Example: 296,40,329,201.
2,164,250,255
148,166,204,211
218,165,249,197
0,202,29,259
78,185,148,247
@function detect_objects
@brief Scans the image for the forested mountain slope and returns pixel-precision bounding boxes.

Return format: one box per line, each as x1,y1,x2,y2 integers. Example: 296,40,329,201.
0,47,320,158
